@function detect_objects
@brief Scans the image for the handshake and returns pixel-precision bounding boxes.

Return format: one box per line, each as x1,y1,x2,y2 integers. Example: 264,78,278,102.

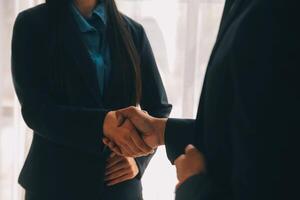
103,106,206,187
103,106,167,157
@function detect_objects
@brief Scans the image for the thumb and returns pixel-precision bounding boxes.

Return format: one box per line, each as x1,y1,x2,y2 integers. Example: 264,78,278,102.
116,107,138,123
185,144,197,154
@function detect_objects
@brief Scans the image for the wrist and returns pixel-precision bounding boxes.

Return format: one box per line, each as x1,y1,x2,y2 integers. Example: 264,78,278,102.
153,117,167,146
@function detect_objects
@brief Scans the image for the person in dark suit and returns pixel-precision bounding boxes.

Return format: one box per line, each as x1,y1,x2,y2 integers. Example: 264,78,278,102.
11,0,172,199
103,0,299,199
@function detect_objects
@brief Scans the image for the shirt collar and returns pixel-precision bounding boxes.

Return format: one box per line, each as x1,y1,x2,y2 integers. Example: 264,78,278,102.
93,2,107,25
71,2,107,33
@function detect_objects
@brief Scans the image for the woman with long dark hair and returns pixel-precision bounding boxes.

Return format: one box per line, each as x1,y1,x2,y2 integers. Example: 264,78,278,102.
11,0,172,199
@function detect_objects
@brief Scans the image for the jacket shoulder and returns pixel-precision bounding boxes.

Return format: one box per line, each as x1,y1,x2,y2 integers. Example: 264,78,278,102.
122,14,143,31
121,14,147,51
15,3,49,29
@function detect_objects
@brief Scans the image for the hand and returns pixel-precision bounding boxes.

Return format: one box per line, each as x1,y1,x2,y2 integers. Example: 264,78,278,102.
103,111,153,157
116,106,167,149
174,144,206,188
103,107,167,157
105,153,139,186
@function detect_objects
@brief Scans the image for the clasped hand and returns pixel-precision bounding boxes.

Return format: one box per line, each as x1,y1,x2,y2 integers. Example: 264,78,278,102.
103,106,206,189
103,106,166,157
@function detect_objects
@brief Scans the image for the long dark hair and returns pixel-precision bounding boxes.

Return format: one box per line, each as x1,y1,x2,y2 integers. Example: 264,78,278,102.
46,0,142,106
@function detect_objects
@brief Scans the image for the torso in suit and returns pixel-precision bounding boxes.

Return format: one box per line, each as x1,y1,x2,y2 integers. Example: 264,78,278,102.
165,0,299,199
11,3,172,200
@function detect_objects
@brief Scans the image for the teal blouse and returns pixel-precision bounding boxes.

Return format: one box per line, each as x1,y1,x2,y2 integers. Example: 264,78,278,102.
71,2,110,96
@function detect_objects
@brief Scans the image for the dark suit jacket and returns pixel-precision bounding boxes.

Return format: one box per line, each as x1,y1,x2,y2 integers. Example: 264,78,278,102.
11,3,172,200
165,0,299,199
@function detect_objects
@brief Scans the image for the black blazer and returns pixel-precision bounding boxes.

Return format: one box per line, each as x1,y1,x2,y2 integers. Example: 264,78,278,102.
11,3,172,200
165,0,299,199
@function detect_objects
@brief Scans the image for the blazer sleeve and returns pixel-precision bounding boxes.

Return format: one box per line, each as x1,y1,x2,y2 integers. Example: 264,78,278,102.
135,27,173,178
164,118,196,164
11,12,108,155
176,174,213,200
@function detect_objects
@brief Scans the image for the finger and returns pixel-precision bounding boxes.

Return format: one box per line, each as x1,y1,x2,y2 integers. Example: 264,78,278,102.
142,110,149,115
105,160,128,176
117,132,143,157
109,126,138,157
116,106,138,121
109,152,116,158
107,141,116,150
117,107,151,130
110,145,123,156
105,168,129,181
106,156,123,169
103,137,110,145
130,132,153,155
174,154,186,166
107,174,132,186
103,137,113,149
120,142,139,157
112,142,132,157
113,137,134,157
106,152,122,161
119,120,146,156
185,144,200,155
106,155,123,169
185,144,196,152
121,138,149,157
119,108,155,138
116,110,127,127
104,140,122,155
127,135,150,157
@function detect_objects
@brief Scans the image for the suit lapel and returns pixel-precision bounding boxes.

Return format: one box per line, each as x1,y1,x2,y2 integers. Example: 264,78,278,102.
219,0,236,34
61,9,102,106
217,0,245,42
208,0,245,64
200,0,246,77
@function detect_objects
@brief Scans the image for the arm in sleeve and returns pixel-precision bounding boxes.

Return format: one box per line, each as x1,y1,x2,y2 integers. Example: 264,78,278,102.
164,118,196,164
11,11,109,155
176,174,213,200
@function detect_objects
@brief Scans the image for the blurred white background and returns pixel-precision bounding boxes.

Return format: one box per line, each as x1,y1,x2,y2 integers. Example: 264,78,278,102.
0,0,224,199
